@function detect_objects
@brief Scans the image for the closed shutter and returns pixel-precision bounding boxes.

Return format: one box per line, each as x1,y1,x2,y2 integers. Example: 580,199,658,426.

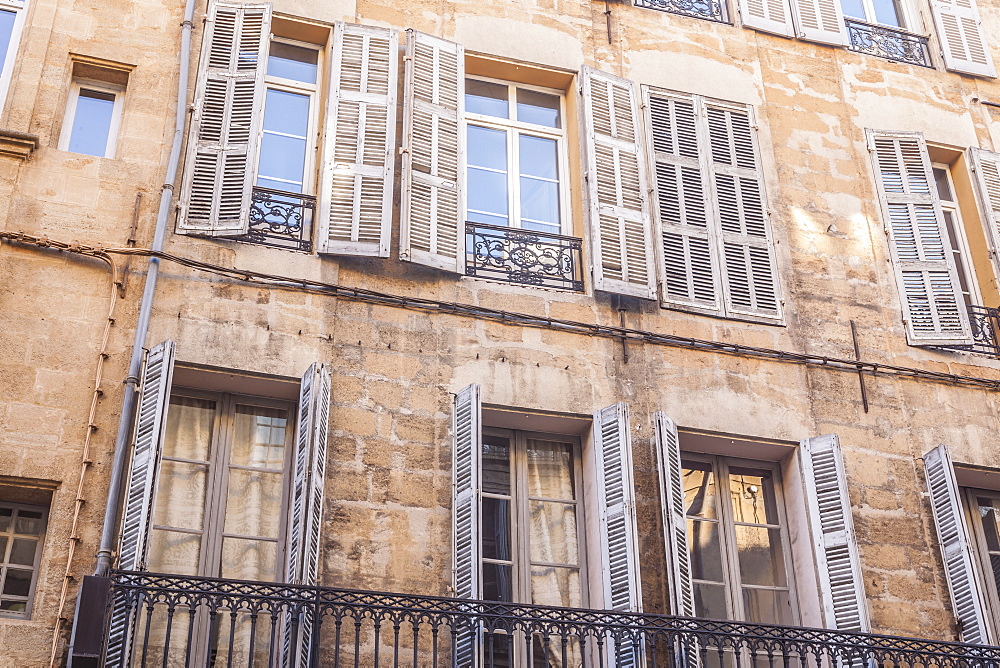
645,89,722,314
453,384,482,667
970,148,1000,281
799,434,870,632
581,66,657,300
738,0,795,37
924,444,992,644
318,23,399,257
400,31,465,272
105,340,176,668
790,0,849,45
867,130,973,346
708,103,782,320
654,412,695,617
930,0,996,78
177,2,270,236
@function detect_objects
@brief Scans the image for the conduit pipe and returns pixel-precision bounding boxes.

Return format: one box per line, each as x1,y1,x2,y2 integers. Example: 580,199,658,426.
93,0,197,576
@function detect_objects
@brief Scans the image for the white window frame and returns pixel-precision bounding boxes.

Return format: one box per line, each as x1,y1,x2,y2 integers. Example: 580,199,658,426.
964,487,1000,639
463,76,572,236
0,501,47,619
0,0,27,113
58,79,125,159
933,161,984,309
841,0,917,29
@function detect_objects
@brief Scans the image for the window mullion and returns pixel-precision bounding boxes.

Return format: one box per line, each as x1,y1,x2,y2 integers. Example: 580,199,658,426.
509,127,520,229
203,393,235,578
715,456,744,621
515,431,531,606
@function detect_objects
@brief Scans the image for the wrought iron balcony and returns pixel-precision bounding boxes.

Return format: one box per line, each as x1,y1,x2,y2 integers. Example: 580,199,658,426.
938,304,1000,358
465,221,585,292
233,186,315,252
91,571,1000,667
634,0,728,23
845,18,932,68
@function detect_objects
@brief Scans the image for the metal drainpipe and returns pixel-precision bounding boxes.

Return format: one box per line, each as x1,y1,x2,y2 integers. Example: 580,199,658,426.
93,0,197,576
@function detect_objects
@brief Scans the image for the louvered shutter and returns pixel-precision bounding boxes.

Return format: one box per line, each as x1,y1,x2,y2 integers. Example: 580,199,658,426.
105,340,176,668
924,444,992,644
453,384,482,667
400,31,465,272
799,434,870,632
930,0,996,78
708,103,782,320
654,412,694,617
738,0,795,37
646,89,722,314
177,2,270,236
867,130,973,346
581,66,657,300
318,23,399,257
970,148,1000,280
789,0,849,45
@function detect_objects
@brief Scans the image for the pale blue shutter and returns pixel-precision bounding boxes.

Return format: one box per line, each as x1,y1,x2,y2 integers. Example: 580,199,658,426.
453,384,482,667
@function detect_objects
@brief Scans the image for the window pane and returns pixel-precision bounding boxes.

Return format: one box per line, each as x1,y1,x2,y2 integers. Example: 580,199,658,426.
682,462,717,519
520,177,560,229
220,537,277,582
482,437,511,495
153,460,208,531
735,526,787,586
231,405,288,469
466,79,508,119
13,511,43,537
164,396,216,461
933,167,953,202
0,508,11,532
2,569,31,596
267,41,318,84
224,469,283,538
262,88,310,137
146,529,201,576
742,588,793,625
530,565,581,608
529,501,578,565
693,581,728,619
526,440,574,499
519,135,558,180
728,468,779,525
258,133,307,189
468,168,509,222
8,539,36,566
0,600,26,613
871,0,901,26
840,0,865,19
67,88,116,157
688,518,725,582
467,124,508,171
517,89,560,128
483,562,513,602
0,536,6,560
0,10,16,74
978,497,1000,550
482,497,511,561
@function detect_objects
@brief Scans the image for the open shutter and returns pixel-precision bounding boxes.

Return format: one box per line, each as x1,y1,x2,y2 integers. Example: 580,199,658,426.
799,434,870,632
970,147,1000,280
105,340,176,667
738,0,794,37
708,102,782,320
654,412,695,617
581,66,657,300
318,23,399,257
924,444,992,644
453,384,482,667
646,89,722,314
867,130,973,346
789,0,849,45
400,31,465,272
177,2,270,236
930,0,996,78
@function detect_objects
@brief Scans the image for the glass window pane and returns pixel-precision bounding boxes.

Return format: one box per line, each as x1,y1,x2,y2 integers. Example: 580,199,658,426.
520,177,560,228
147,529,200,576
262,88,310,137
840,0,865,19
530,565,581,608
153,460,208,531
482,436,511,495
8,539,36,566
164,396,216,461
468,211,509,227
871,0,901,26
693,582,728,619
529,501,578,565
467,125,508,171
267,42,318,84
735,526,787,587
231,405,288,469
224,469,283,538
979,497,1000,551
688,518,725,582
483,562,513,602
742,588,793,625
468,168,509,221
519,135,558,180
67,88,116,157
682,462,717,519
933,167,953,202
482,497,511,561
256,177,300,193
728,468,779,525
0,600,26,613
220,537,277,582
0,536,6,560
517,88,560,128
13,511,43,536
526,440,574,499
258,133,307,188
466,79,508,119
0,10,16,74
0,507,11,532
2,569,31,596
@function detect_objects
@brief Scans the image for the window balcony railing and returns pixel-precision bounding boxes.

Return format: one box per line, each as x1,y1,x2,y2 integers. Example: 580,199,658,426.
234,186,315,253
939,304,1000,358
465,221,585,292
86,571,1000,667
845,18,932,68
633,0,728,24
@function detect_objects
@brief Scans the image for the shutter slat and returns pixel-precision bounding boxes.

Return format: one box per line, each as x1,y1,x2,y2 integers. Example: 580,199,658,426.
930,0,996,77
453,384,481,666
799,434,870,632
582,67,657,300
739,0,795,36
319,23,398,257
400,31,465,272
924,444,992,644
177,2,270,236
867,130,973,345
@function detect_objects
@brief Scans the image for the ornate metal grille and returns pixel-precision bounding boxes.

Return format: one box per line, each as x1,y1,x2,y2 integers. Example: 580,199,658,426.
96,570,1000,667
845,19,932,68
939,304,1000,358
633,0,728,24
466,221,584,292
234,187,315,252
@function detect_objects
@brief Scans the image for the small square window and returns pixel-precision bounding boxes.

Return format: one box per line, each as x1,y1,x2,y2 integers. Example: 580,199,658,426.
0,501,48,619
59,80,124,158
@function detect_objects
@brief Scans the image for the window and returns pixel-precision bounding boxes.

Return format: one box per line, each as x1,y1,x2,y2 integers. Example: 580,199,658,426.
59,80,124,158
933,163,982,311
964,488,1000,638
0,0,25,108
0,502,47,618
841,0,906,27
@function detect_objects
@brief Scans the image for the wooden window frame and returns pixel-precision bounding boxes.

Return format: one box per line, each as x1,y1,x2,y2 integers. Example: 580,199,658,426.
963,487,1000,639
58,79,125,159
0,500,48,619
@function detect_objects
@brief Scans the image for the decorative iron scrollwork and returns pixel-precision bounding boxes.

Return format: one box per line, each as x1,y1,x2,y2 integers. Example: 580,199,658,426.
234,187,315,252
846,19,932,68
634,0,728,23
466,222,584,292
940,304,1000,358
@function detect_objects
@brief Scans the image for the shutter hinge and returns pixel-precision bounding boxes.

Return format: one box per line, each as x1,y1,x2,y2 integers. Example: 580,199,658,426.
866,134,877,151
403,54,413,62
399,146,410,155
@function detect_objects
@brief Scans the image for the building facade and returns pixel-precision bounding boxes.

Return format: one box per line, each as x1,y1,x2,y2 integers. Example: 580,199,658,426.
5,0,1000,664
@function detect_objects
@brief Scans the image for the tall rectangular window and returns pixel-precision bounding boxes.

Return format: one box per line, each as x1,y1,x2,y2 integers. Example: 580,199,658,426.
0,502,47,618
59,81,124,158
0,0,25,108
964,488,1000,638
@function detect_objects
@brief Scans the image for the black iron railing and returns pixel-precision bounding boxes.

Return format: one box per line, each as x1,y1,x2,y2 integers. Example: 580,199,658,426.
845,18,932,68
97,571,1000,667
234,187,315,252
633,0,728,24
939,304,1000,358
465,222,584,292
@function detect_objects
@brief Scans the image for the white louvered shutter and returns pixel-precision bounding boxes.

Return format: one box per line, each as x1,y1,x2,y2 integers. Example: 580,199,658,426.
868,131,973,346
930,0,996,78
799,434,870,632
581,66,657,300
924,444,992,644
594,403,642,666
646,89,722,314
453,384,482,667
318,23,399,257
105,340,176,668
654,412,695,617
970,148,1000,281
790,0,849,45
400,31,465,272
738,0,795,37
177,2,270,236
708,103,782,320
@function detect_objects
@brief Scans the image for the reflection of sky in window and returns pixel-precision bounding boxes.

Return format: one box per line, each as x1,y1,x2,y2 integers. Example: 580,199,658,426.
68,89,116,157
257,88,309,192
0,10,15,73
267,42,317,84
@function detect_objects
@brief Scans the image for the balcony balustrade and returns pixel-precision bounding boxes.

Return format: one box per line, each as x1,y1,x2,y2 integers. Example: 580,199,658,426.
465,221,585,292
234,187,315,252
845,19,932,68
633,0,728,24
